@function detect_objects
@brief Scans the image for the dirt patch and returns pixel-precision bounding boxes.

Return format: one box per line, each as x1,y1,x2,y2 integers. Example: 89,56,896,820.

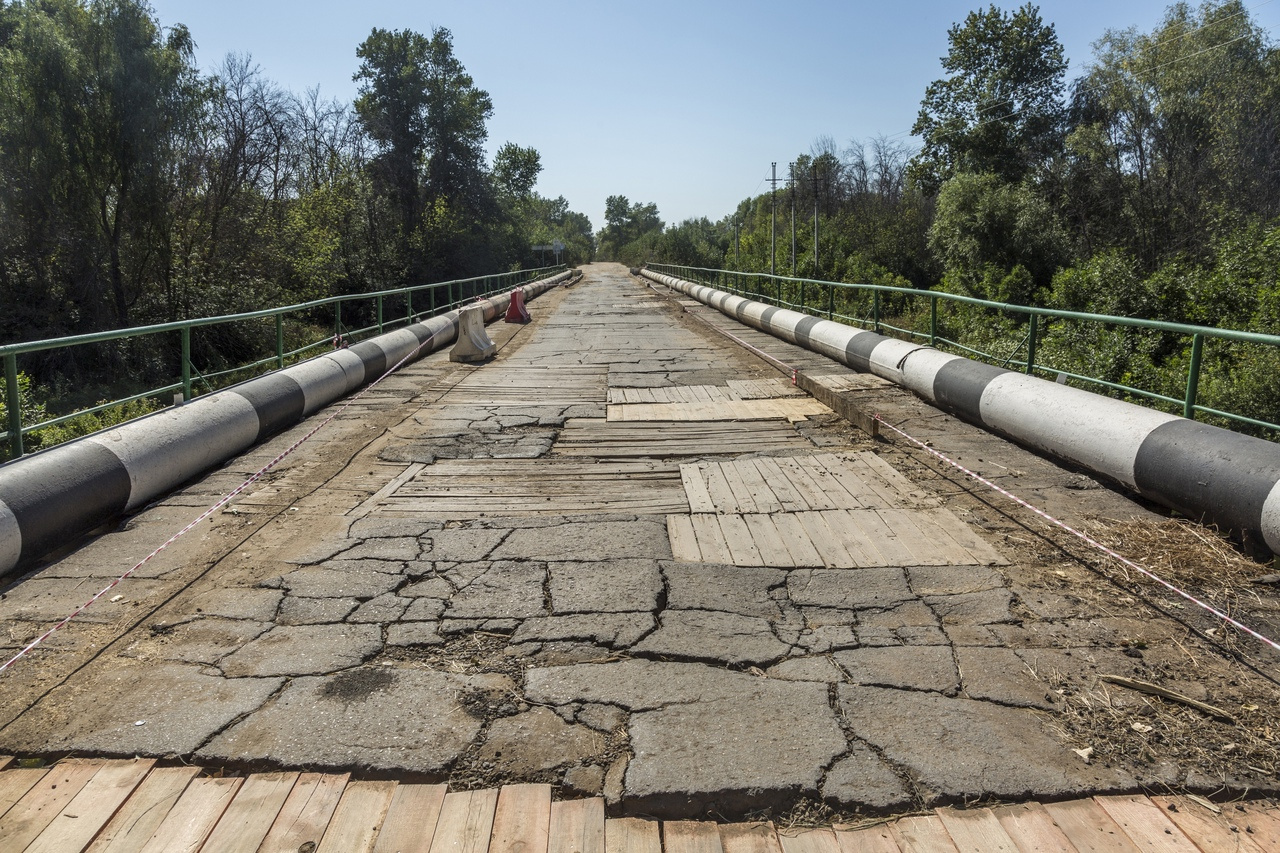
321,666,398,702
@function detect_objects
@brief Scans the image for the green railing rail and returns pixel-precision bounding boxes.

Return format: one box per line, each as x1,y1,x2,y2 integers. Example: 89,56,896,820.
649,263,1280,437
2,266,565,460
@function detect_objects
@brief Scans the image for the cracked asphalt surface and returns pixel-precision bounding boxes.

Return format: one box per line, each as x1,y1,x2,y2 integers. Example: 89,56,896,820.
2,263,1278,820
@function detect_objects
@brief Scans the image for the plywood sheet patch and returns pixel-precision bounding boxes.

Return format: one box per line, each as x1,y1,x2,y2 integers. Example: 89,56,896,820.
808,373,894,392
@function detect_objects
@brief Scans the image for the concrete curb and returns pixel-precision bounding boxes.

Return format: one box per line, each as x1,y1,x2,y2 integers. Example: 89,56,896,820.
642,269,1280,555
0,272,571,577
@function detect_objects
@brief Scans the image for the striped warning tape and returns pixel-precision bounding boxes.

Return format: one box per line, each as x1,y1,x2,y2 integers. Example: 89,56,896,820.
0,322,452,674
873,414,1280,653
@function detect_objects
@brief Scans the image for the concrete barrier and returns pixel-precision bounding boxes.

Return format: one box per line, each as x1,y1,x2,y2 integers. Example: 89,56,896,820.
0,272,570,577
641,269,1280,555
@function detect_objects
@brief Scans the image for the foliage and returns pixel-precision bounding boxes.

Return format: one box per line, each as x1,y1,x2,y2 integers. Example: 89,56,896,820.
0,0,594,437
910,3,1067,191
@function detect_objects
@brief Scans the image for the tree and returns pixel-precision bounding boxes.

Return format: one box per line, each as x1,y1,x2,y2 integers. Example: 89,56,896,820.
0,0,201,333
911,3,1067,192
597,195,662,261
492,142,541,200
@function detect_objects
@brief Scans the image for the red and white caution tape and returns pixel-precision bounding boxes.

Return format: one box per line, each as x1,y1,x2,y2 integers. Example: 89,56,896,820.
873,414,1280,653
1,323,452,674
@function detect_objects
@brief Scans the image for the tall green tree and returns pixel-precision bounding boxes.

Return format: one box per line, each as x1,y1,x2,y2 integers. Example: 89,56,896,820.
911,3,1067,192
0,0,200,334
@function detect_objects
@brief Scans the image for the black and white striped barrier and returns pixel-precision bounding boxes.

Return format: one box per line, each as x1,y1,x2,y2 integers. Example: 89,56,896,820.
0,273,570,577
642,270,1280,555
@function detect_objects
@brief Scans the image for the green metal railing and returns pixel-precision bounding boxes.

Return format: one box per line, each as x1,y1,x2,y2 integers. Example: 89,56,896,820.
2,266,565,460
650,264,1280,437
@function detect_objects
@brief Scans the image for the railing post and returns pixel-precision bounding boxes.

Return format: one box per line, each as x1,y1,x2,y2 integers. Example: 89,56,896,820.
275,314,284,369
181,326,192,402
930,295,938,346
800,280,806,313
873,290,881,333
407,290,414,323
377,295,384,333
1184,333,1204,419
334,303,342,342
827,283,834,320
1026,314,1038,375
5,353,23,460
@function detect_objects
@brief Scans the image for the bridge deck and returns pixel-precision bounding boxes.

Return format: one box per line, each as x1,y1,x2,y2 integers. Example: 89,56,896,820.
3,757,1279,852
0,264,1277,830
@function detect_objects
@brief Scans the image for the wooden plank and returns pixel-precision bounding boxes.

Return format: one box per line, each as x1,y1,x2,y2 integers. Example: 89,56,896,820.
719,822,783,853
874,509,954,566
846,510,916,566
704,464,741,513
689,514,734,564
138,776,243,853
605,817,661,853
817,510,886,567
317,779,397,853
718,460,761,514
86,766,200,853
717,513,765,566
664,820,725,853
491,783,552,853
1042,799,1141,852
548,797,605,853
990,802,1079,853
0,767,47,822
808,455,881,510
832,454,912,509
372,783,448,853
888,815,960,852
256,772,349,853
934,808,1019,852
832,825,900,853
921,509,1007,566
796,456,865,509
0,760,100,851
1094,795,1201,852
26,759,155,853
0,757,11,772
771,456,834,511
1148,796,1264,853
847,453,940,507
795,511,856,568
667,514,704,562
681,464,717,513
769,512,826,567
200,771,299,853
1230,801,1280,850
777,827,841,853
750,458,809,513
732,459,783,514
743,514,797,567
429,788,500,853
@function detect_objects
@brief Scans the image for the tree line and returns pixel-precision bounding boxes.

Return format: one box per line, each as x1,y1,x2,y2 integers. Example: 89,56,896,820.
0,0,595,353
607,0,1280,434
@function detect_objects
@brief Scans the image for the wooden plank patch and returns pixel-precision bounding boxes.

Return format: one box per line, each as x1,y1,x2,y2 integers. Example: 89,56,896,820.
807,373,893,392
373,459,687,517
256,772,349,853
85,766,200,853
201,771,299,853
553,419,814,458
26,760,154,853
317,779,396,852
138,776,242,853
669,508,1002,568
549,797,605,853
0,760,100,851
607,399,827,423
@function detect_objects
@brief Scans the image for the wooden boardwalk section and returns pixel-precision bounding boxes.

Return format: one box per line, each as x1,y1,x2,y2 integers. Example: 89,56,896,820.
1,757,1278,852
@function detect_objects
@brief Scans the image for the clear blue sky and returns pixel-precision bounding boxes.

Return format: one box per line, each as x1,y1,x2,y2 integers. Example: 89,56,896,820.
147,0,1280,232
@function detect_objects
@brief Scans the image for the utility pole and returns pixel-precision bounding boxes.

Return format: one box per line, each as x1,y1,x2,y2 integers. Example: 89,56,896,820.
790,162,796,277
812,163,820,278
769,162,777,276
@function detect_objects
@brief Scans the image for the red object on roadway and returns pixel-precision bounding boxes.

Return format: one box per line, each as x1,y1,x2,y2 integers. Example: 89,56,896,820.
505,289,531,323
